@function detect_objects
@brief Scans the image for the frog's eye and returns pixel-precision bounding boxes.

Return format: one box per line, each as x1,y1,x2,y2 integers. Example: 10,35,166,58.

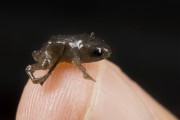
92,48,103,57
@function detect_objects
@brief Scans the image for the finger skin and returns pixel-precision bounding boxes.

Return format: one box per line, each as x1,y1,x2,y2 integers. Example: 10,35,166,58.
16,60,178,120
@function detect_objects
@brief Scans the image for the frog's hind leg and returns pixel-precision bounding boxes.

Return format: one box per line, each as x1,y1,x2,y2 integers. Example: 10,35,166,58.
25,59,52,85
26,45,65,85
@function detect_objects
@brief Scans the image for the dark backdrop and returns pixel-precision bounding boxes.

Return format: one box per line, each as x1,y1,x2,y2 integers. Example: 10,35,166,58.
0,1,179,120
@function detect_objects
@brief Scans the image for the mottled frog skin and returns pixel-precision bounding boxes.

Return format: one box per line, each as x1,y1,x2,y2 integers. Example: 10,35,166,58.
26,32,111,85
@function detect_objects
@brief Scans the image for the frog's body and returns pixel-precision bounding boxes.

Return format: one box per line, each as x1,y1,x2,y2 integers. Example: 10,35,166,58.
26,32,111,85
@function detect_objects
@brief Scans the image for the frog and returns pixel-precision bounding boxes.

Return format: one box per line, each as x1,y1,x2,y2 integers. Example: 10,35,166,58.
25,32,111,85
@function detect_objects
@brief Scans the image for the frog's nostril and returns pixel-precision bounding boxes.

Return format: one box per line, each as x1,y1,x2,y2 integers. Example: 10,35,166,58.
107,50,112,57
108,50,112,57
103,48,108,52
103,48,111,57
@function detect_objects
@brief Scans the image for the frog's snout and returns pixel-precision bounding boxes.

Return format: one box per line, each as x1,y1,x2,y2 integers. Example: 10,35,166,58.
103,47,112,58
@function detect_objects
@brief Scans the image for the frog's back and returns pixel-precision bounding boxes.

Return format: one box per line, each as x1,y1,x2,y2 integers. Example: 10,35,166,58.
48,34,90,44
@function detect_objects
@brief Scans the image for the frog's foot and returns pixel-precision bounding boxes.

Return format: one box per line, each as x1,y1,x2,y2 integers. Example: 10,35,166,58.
72,60,96,82
31,74,50,85
83,73,96,82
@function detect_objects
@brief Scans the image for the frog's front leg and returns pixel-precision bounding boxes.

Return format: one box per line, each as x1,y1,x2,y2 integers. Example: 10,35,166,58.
72,60,96,82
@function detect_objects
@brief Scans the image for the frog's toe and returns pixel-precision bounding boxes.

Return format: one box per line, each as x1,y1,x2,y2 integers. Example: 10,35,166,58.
39,74,51,85
83,74,96,82
30,74,50,85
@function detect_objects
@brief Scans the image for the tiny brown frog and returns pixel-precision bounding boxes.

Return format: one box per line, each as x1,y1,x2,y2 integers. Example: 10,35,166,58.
26,32,111,85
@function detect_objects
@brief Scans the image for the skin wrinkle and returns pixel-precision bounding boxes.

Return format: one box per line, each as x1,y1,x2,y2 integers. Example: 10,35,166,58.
106,61,178,120
89,61,154,120
84,60,106,120
107,61,161,119
124,77,176,120
106,61,155,118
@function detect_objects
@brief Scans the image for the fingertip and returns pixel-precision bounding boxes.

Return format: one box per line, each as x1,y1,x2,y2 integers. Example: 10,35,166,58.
16,61,101,120
86,60,156,120
17,60,177,120
89,60,178,120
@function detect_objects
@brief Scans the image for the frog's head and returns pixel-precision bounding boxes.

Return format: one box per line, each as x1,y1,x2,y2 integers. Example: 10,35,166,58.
79,32,112,63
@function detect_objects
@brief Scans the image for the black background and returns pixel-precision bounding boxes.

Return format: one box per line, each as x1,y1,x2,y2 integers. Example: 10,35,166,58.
0,1,179,120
